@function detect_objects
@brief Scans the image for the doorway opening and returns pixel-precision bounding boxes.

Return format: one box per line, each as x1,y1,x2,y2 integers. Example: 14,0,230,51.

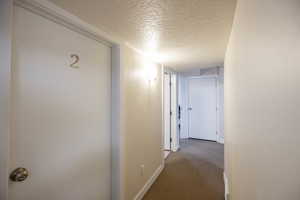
178,67,224,144
153,67,225,199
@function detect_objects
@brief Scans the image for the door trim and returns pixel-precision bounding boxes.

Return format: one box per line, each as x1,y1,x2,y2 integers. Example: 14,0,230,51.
163,73,171,151
170,74,179,151
0,1,13,199
163,70,179,152
187,76,218,140
2,1,123,200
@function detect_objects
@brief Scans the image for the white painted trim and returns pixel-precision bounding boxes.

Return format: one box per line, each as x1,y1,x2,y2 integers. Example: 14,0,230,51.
161,66,166,168
216,69,224,145
164,150,171,159
224,172,229,200
0,1,13,200
163,72,171,151
133,164,164,200
163,70,180,152
188,75,218,79
170,74,179,152
216,74,221,143
173,145,180,152
111,46,123,200
218,137,224,144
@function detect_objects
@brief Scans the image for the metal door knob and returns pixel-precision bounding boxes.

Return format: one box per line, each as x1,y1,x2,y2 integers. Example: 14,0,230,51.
10,167,29,182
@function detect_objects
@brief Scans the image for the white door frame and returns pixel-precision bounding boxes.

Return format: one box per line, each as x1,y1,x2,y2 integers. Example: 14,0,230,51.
163,70,179,152
163,73,171,151
170,74,179,151
216,73,224,144
0,1,13,199
187,75,219,141
0,1,123,199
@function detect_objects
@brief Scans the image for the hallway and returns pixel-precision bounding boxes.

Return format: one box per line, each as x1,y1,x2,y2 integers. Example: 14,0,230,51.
3,1,299,199
143,139,224,200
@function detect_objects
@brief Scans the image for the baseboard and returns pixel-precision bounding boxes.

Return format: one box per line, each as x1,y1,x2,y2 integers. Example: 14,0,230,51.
223,172,229,200
218,137,224,144
172,145,179,152
133,164,164,200
179,136,189,139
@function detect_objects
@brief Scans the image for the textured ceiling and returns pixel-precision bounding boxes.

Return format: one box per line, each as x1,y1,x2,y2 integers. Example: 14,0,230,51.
49,0,236,71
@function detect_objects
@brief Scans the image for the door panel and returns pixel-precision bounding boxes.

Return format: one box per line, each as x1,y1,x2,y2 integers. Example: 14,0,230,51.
10,6,111,200
188,78,217,141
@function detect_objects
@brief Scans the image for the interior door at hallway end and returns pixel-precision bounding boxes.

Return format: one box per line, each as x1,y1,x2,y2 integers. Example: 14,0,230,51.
10,6,111,200
188,78,217,141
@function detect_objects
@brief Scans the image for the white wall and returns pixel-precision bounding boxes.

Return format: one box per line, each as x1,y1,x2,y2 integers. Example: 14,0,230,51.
178,67,224,142
0,0,12,199
225,0,300,199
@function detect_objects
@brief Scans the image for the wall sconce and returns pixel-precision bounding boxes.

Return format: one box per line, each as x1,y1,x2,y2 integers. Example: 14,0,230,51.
144,65,157,82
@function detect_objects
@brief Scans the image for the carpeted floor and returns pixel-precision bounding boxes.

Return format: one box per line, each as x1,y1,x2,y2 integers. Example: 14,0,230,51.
143,139,224,200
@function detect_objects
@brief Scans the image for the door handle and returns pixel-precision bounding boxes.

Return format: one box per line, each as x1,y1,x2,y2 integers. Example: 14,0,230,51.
10,167,29,182
188,107,192,111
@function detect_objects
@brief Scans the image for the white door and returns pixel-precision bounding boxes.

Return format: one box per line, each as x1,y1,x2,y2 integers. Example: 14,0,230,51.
188,78,217,141
10,6,111,200
164,73,171,150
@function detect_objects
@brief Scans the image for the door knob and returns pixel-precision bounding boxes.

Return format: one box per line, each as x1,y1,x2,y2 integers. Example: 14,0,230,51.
188,107,192,110
10,167,29,182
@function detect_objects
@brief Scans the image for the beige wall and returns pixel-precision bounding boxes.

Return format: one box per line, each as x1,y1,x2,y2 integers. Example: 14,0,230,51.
120,45,163,200
225,0,300,199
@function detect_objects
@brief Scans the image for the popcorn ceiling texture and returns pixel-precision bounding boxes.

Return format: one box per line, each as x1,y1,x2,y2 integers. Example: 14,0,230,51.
49,0,236,70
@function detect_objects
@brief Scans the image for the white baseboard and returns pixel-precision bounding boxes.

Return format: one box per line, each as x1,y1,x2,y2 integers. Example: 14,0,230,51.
179,136,189,139
133,164,164,200
172,145,179,152
223,172,229,200
218,137,224,144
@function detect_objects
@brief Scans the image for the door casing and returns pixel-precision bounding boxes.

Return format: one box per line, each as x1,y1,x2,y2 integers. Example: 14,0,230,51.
170,74,179,151
163,71,179,152
163,73,171,150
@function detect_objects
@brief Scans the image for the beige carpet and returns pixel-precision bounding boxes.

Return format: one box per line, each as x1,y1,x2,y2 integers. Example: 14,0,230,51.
143,139,224,200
